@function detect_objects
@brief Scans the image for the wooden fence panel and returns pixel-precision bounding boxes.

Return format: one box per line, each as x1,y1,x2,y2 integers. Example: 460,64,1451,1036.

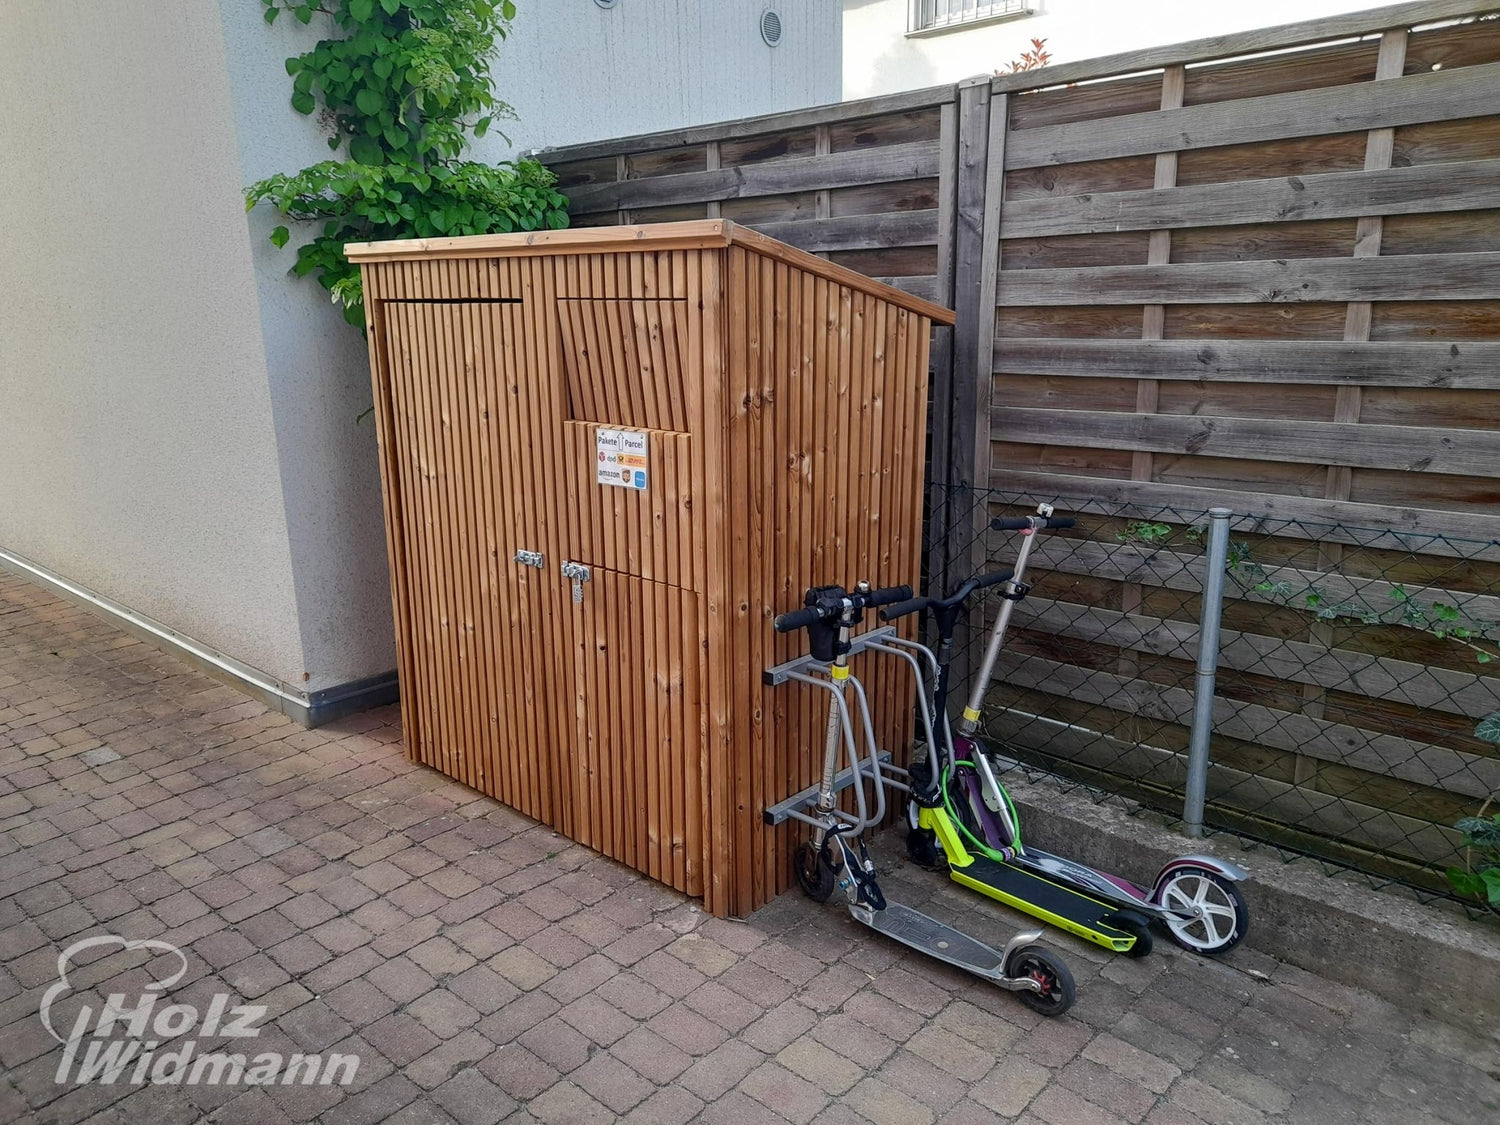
537,0,1500,899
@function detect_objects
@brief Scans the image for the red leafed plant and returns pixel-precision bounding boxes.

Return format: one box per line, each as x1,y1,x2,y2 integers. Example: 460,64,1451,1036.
998,37,1051,75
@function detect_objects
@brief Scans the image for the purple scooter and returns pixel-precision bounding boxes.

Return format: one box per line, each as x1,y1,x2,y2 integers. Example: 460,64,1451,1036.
878,503,1250,957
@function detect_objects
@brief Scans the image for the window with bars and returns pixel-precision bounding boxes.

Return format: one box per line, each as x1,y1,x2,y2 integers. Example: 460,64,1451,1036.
908,0,1031,35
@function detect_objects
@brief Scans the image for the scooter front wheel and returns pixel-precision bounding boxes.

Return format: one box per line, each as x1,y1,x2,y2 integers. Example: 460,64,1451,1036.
1155,867,1248,955
1006,946,1076,1016
794,841,836,903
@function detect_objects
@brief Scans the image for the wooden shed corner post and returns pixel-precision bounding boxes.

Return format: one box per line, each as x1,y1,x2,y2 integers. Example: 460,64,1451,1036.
699,246,737,919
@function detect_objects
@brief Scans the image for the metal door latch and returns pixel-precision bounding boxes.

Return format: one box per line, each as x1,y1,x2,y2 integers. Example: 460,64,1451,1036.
513,550,544,569
561,560,591,602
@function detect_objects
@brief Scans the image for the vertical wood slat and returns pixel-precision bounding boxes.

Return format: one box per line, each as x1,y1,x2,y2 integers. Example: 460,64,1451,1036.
1299,29,1415,783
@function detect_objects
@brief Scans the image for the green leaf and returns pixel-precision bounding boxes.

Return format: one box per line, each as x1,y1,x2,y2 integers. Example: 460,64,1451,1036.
264,6,279,23
1448,867,1484,899
474,116,491,138
285,57,304,76
355,88,385,115
1483,868,1500,904
372,56,394,79
350,0,375,20
1475,712,1500,744
349,136,382,163
270,225,291,249
502,0,517,18
291,90,316,115
295,4,314,25
381,0,402,13
1478,651,1493,664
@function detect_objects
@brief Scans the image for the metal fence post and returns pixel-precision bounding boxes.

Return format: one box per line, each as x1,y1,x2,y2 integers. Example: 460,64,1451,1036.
1184,507,1232,838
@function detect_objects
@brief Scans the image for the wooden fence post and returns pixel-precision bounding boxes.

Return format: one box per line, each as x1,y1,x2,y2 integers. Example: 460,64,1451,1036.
944,77,996,698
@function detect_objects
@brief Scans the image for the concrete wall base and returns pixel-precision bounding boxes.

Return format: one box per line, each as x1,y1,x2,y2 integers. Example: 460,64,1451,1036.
998,770,1500,1040
0,546,395,728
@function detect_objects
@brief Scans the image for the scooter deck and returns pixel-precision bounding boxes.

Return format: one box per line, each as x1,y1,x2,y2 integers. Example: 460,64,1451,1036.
951,855,1137,953
855,901,1009,981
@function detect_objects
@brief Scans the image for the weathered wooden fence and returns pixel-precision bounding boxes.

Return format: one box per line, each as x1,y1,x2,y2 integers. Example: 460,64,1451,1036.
543,0,1500,898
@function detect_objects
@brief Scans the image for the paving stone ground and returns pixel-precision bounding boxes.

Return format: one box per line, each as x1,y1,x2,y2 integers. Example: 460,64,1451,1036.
2,569,1498,1125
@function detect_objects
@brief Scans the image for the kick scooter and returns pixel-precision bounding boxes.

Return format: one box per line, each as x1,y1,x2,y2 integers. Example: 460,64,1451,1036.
876,504,1250,957
765,580,1076,1015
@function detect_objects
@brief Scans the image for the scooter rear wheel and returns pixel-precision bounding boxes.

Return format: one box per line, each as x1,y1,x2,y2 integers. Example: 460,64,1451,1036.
1113,914,1154,959
1156,867,1248,954
794,841,836,903
1006,946,1076,1016
905,827,940,869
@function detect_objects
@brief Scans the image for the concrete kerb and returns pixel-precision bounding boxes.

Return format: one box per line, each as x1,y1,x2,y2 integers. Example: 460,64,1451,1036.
992,770,1500,1041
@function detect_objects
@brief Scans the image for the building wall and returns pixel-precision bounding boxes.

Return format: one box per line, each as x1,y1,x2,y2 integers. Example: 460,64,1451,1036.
0,0,841,712
495,0,842,155
0,2,313,690
844,0,1388,98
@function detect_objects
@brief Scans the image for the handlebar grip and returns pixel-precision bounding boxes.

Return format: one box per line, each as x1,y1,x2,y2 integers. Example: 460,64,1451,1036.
774,606,824,632
991,517,1032,531
1045,516,1076,529
865,584,913,608
878,596,928,622
974,569,1014,591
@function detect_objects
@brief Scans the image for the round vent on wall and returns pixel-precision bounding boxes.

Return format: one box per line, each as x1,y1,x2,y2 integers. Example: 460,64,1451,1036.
760,8,783,47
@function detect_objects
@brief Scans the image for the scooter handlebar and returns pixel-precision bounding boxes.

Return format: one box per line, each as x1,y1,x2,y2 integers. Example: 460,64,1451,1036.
991,515,1075,531
974,569,1014,591
863,584,913,608
773,606,824,633
878,596,929,622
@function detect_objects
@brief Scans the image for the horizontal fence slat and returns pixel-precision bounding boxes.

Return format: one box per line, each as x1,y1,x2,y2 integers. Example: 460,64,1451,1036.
564,140,941,213
1021,537,1500,628
748,210,939,253
991,406,1500,476
999,158,1500,238
986,471,1500,560
995,251,1500,305
1015,595,1500,718
986,710,1462,868
540,86,957,166
991,339,1500,390
877,275,942,302
993,651,1500,800
1005,59,1500,169
989,1,1500,97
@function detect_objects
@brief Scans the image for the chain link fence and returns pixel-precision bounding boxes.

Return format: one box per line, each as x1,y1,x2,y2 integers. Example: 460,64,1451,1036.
920,483,1500,914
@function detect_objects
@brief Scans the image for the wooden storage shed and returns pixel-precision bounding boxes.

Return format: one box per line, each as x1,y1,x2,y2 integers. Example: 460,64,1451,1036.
347,221,954,916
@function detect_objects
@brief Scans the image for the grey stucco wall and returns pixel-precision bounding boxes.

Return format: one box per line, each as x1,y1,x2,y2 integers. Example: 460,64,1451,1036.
1,0,840,705
0,1,312,688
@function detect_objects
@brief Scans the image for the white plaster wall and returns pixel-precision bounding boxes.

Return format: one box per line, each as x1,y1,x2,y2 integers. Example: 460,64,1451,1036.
491,0,843,155
845,0,1392,99
2,0,842,703
219,0,398,693
0,1,310,687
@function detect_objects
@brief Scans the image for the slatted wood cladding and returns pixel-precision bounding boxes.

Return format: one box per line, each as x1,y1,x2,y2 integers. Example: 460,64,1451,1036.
350,225,944,916
537,1,1500,891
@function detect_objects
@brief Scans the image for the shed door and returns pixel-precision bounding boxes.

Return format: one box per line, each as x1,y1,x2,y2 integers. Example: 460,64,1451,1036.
381,300,561,826
559,567,703,897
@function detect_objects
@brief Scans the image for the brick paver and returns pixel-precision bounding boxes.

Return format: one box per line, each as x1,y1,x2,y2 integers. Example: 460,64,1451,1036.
2,569,1498,1124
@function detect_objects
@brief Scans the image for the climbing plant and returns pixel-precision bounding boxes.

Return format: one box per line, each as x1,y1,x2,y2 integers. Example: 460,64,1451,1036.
245,0,569,327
